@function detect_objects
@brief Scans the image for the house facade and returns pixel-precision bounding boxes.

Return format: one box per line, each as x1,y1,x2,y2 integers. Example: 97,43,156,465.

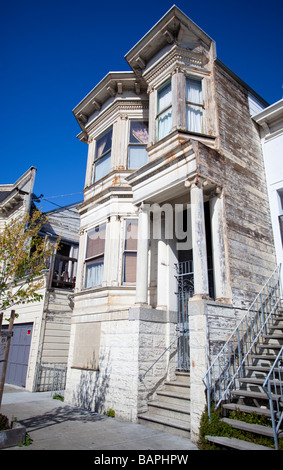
0,168,80,392
64,6,277,441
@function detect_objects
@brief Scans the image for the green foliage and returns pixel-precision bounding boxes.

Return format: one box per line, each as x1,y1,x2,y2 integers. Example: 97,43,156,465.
52,393,64,401
198,403,233,450
199,403,283,450
18,432,33,447
104,408,115,418
0,413,10,431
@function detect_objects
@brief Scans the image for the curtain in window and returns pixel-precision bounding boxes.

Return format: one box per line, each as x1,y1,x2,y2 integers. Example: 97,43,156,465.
130,121,148,144
85,225,106,288
158,82,172,140
95,129,112,160
85,257,104,288
124,220,138,282
123,253,137,282
186,79,202,133
128,122,148,169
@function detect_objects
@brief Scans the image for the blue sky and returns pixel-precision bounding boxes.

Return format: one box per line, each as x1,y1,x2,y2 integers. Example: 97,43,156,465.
1,0,282,213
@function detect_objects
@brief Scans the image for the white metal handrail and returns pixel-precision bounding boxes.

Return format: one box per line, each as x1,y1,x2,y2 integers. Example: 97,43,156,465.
202,264,281,420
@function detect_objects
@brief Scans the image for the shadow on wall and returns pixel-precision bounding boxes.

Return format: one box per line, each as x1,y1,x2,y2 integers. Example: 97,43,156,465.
72,350,111,413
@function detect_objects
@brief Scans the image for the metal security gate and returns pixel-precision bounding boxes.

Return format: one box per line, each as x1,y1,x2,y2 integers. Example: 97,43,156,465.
34,363,67,393
0,323,33,387
175,261,194,371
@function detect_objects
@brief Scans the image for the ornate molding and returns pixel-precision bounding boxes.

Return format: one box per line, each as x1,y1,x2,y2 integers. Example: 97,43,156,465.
144,45,210,85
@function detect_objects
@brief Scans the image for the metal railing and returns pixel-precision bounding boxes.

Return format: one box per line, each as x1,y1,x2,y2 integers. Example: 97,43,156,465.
138,336,178,382
34,362,67,393
49,254,77,289
202,264,282,420
263,346,283,450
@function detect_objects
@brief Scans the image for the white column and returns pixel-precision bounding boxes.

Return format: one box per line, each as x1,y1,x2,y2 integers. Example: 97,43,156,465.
135,204,150,305
190,181,209,297
157,219,168,309
210,191,230,301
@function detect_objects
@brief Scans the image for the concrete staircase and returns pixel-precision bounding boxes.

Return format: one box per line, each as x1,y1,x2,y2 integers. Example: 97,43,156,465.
205,307,283,450
138,371,191,438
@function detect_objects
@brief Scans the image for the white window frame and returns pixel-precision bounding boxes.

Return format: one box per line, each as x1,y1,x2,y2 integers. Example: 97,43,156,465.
157,80,172,141
128,120,149,169
186,77,204,134
93,127,112,182
123,219,138,284
84,224,106,288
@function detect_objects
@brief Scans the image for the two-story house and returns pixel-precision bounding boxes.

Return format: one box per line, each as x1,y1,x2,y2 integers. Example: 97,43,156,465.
64,6,276,442
0,168,80,394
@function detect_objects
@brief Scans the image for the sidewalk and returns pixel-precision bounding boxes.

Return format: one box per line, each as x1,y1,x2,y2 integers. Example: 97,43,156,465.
1,385,199,452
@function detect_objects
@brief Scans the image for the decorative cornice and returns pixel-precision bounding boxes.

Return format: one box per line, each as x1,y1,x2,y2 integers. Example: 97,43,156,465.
84,99,149,137
143,45,210,85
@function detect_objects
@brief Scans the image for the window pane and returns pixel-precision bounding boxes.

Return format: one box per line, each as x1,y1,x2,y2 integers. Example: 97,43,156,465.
124,253,137,283
128,146,148,169
125,220,138,250
186,104,202,133
158,82,171,113
158,109,172,140
186,79,202,104
130,121,148,144
95,152,111,181
95,128,112,160
85,256,104,288
86,225,106,258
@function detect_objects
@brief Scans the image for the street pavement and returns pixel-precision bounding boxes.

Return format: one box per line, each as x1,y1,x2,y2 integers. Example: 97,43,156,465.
1,384,199,453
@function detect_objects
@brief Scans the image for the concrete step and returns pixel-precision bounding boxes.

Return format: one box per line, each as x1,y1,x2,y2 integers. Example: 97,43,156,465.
205,435,273,450
175,371,190,384
147,400,190,421
221,417,275,438
156,389,190,406
163,380,190,393
138,413,190,439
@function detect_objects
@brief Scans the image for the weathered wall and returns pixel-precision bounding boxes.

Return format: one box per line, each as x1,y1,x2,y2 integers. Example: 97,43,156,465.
214,62,276,307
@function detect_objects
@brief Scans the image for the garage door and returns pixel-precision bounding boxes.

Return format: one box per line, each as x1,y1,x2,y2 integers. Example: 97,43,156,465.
0,323,33,387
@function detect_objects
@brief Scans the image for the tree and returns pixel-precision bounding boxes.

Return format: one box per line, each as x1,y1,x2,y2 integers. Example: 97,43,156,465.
0,210,59,312
0,210,60,407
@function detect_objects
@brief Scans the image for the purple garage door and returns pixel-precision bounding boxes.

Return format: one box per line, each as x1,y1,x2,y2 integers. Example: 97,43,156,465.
0,323,33,387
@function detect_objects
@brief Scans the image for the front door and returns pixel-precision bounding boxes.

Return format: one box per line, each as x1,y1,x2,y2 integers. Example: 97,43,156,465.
176,261,194,370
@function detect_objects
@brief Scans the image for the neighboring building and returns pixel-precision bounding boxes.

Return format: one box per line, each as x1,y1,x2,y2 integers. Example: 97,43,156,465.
0,168,80,392
64,6,277,442
0,167,36,229
252,99,283,285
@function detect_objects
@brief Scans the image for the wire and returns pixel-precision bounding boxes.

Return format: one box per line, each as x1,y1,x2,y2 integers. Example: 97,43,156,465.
42,192,83,199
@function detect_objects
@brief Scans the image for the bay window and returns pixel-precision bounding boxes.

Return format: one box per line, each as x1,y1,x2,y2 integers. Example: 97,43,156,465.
85,224,106,288
128,121,148,169
123,220,138,283
94,128,112,182
186,78,203,133
157,81,172,140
